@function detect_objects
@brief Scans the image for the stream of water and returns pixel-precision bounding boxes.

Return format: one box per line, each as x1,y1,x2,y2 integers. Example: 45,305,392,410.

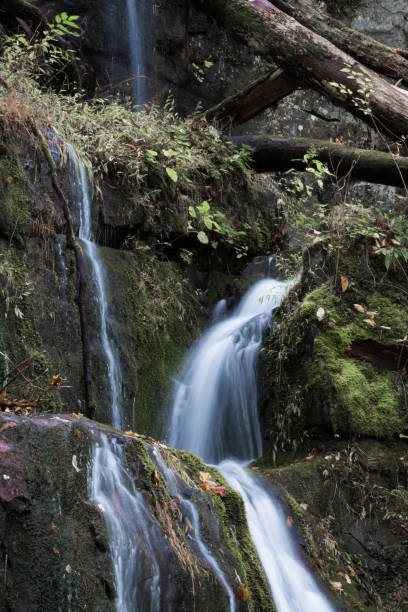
168,277,335,612
68,147,122,429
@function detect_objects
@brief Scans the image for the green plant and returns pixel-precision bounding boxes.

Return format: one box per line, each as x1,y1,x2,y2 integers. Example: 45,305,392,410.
191,60,214,83
329,62,372,116
188,200,248,256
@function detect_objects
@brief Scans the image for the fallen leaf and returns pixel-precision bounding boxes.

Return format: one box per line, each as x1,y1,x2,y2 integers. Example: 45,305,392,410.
366,311,378,319
71,413,80,419
379,325,392,330
209,486,226,498
353,304,365,313
383,511,396,520
0,388,6,401
281,223,289,236
316,307,325,321
52,547,60,555
3,474,10,480
341,276,349,292
51,374,63,386
6,176,13,184
347,565,356,578
83,574,88,588
199,471,212,484
345,574,352,584
251,466,260,470
151,468,161,485
238,584,249,601
286,516,293,528
72,455,80,473
304,454,314,461
65,564,72,574
322,469,329,478
313,557,323,569
198,483,208,491
124,430,136,437
363,318,376,327
299,502,308,511
51,522,59,534
330,581,343,591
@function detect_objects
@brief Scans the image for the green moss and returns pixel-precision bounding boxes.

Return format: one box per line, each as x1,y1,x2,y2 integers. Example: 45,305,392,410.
0,142,30,237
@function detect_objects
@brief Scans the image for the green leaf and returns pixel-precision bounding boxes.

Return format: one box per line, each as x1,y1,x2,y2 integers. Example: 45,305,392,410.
166,167,178,182
204,60,214,68
163,149,178,157
197,231,209,244
204,216,213,230
188,206,196,218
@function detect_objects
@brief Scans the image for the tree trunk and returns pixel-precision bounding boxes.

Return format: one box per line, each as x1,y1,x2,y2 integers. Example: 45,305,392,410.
230,135,408,188
271,0,408,85
205,69,298,126
194,0,408,140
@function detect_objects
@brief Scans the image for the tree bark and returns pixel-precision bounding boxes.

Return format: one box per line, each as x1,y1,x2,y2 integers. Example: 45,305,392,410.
194,0,408,140
230,135,408,188
271,0,408,85
205,69,298,126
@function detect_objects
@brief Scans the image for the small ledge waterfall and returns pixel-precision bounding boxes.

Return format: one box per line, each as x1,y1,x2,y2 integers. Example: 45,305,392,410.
168,277,335,612
68,147,122,429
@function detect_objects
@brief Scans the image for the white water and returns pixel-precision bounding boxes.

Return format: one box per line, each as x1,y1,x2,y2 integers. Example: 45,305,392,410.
91,435,161,611
151,446,235,612
126,0,151,105
169,276,334,611
68,147,122,428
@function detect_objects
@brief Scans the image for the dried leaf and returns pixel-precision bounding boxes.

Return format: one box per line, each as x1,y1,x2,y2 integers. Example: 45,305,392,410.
72,455,80,473
6,176,13,184
238,584,249,601
330,581,343,591
316,307,325,321
383,511,396,520
363,318,376,327
71,413,80,419
82,574,88,588
3,474,10,480
286,516,293,528
251,466,260,470
0,388,6,401
65,564,72,574
313,557,323,569
281,224,289,236
366,311,378,319
199,471,212,484
299,503,308,511
51,522,59,534
209,486,226,498
341,276,349,292
151,468,161,485
51,374,63,386
353,304,365,313
52,547,60,555
304,454,315,461
345,574,352,584
124,430,136,437
198,483,208,491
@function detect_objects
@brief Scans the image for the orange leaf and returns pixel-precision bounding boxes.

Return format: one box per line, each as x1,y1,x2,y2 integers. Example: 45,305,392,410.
124,430,136,437
281,223,289,236
83,574,88,588
151,468,161,485
0,388,6,401
238,583,249,601
51,374,63,386
6,176,13,184
341,276,349,292
286,516,293,528
52,547,60,555
71,413,80,419
198,483,208,491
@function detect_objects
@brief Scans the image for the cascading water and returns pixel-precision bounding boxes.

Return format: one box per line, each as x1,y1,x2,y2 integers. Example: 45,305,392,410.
126,0,151,105
91,434,161,611
150,446,236,612
68,146,122,428
168,276,335,611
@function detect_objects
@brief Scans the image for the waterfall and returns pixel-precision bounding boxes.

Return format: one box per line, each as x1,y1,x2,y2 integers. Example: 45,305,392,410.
168,276,334,611
126,0,153,105
68,146,122,428
91,435,161,611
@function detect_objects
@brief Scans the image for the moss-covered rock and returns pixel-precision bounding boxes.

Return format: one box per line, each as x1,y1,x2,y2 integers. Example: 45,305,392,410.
260,238,408,450
0,413,277,611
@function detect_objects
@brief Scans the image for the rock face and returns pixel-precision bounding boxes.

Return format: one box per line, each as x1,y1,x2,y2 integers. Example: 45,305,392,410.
0,412,273,611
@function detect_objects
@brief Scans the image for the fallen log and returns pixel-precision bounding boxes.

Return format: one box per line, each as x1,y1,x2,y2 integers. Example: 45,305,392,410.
271,0,408,85
193,0,408,139
348,339,408,372
0,0,44,30
205,69,298,127
230,135,408,188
